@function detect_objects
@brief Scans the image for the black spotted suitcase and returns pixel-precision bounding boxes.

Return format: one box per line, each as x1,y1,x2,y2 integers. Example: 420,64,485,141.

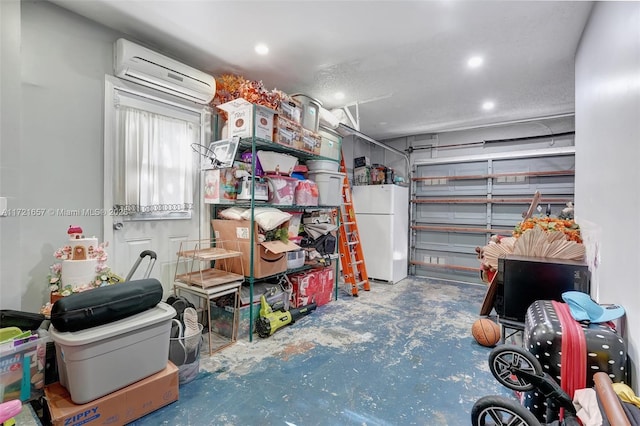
522,299,627,423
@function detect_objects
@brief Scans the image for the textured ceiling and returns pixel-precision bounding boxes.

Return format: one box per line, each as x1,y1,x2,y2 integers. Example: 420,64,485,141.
49,0,594,140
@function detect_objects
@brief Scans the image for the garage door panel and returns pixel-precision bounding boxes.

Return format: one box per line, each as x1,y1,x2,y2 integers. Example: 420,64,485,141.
414,179,487,196
413,265,478,281
415,161,488,177
413,248,479,268
410,151,575,284
492,177,574,195
493,156,574,173
412,248,480,280
491,200,573,226
414,161,488,196
414,229,488,249
414,203,486,223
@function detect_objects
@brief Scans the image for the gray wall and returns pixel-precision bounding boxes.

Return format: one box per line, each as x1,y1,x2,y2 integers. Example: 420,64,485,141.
1,1,118,312
1,0,23,310
575,1,640,389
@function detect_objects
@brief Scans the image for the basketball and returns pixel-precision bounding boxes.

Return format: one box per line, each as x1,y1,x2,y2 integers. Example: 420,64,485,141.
472,318,501,347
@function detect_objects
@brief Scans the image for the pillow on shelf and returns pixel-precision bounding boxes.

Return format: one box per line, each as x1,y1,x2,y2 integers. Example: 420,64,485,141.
219,207,247,220
241,207,292,232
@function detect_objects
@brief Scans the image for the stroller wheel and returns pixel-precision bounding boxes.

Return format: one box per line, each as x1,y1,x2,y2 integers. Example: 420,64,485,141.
489,344,542,392
471,395,541,426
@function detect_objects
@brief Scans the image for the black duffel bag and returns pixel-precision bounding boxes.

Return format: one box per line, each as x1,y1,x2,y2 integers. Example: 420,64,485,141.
0,309,46,331
50,278,163,332
300,233,336,256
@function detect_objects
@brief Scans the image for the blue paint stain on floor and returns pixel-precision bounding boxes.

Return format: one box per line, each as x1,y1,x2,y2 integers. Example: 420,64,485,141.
128,277,514,425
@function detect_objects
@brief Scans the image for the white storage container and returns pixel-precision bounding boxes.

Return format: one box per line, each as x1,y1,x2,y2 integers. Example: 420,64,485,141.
307,171,345,206
319,129,342,161
291,94,321,132
287,250,306,269
50,302,176,404
257,151,298,176
305,159,339,172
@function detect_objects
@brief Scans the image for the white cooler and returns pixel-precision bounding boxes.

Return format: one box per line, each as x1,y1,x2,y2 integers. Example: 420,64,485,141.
50,302,176,404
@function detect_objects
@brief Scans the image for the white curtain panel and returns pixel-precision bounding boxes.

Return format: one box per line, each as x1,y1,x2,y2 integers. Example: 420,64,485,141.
118,106,195,212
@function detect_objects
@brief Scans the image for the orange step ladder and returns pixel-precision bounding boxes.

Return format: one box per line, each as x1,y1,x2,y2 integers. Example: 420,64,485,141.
338,153,370,296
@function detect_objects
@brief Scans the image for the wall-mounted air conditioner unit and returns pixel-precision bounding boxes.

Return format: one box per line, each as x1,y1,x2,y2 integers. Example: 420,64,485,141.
114,38,216,104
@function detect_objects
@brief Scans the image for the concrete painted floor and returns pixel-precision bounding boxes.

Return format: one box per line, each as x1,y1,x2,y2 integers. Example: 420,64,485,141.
128,277,514,425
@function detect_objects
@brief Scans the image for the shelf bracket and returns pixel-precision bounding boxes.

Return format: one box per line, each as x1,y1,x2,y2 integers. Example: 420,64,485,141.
342,103,360,131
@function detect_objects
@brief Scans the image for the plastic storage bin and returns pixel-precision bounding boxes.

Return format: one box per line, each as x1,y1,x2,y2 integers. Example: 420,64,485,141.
287,250,306,269
307,171,344,206
305,159,339,172
265,175,298,205
294,180,319,206
291,94,321,132
319,130,342,161
50,302,176,404
0,332,49,403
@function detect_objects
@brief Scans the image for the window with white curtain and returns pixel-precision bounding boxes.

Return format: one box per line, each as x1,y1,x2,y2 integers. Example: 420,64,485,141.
113,91,201,220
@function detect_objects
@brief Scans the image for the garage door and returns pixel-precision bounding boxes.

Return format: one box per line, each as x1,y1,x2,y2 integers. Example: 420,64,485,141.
410,147,575,283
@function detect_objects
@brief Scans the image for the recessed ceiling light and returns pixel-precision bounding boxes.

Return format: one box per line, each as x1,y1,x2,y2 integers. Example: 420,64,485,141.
334,92,345,100
254,43,269,55
467,56,484,68
482,100,495,110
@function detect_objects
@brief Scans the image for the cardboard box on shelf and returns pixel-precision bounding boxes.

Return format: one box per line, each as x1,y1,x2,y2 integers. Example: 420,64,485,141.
277,99,302,125
217,98,275,142
45,362,178,426
203,167,238,204
211,219,300,279
301,128,322,155
354,156,371,168
273,116,303,149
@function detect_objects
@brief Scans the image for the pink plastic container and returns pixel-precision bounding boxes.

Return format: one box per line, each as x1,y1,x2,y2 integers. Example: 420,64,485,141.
294,179,319,206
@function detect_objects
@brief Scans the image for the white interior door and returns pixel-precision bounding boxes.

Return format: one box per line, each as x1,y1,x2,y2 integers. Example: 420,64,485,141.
104,77,210,296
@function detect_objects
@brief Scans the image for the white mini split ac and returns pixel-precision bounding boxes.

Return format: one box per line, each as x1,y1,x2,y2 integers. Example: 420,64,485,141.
114,38,216,104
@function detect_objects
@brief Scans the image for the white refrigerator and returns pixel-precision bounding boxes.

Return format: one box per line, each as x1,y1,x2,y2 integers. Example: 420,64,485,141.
352,185,409,283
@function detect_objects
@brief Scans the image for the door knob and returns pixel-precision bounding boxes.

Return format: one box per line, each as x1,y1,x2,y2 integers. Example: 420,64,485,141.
113,222,124,231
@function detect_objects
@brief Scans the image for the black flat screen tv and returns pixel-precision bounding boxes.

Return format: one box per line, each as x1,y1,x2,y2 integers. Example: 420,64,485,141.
494,255,591,323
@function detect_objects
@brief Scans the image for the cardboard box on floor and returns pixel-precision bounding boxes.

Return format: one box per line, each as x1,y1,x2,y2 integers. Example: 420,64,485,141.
289,267,335,308
211,219,300,278
45,362,178,426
